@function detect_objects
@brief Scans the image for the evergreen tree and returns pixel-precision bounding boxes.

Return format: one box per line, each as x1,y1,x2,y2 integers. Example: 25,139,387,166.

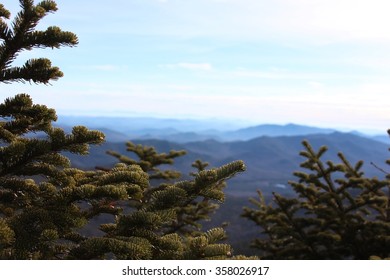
96,143,250,259
0,94,110,259
243,138,390,259
0,0,109,259
106,145,229,237
106,142,186,181
0,1,252,259
69,159,248,260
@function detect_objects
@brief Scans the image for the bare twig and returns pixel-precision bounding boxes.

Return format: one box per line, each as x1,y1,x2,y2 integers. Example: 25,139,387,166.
370,161,390,175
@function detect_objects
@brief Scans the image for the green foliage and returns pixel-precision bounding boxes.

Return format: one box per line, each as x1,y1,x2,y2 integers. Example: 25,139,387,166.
107,142,186,180
0,0,78,84
63,157,248,260
107,143,243,237
103,142,249,259
0,5,101,258
0,1,252,259
0,94,108,259
243,138,390,259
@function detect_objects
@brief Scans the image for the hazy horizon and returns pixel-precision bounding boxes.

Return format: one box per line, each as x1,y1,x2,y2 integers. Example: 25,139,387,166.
54,114,388,136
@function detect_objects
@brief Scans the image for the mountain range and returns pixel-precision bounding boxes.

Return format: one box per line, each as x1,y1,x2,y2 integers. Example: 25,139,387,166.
57,116,389,255
56,115,388,144
67,133,389,198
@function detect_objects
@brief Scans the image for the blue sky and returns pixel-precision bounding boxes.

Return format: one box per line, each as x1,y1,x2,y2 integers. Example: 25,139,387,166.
1,0,390,133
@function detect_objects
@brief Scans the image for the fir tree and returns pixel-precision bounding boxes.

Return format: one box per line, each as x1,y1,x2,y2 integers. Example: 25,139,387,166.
0,1,252,259
106,142,186,181
243,138,390,259
95,143,250,259
0,0,108,259
69,159,248,260
106,145,229,237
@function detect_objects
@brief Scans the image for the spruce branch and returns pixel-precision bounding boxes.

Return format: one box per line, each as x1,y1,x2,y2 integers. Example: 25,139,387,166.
0,0,78,84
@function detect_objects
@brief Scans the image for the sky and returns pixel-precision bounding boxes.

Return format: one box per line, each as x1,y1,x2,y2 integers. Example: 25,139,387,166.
1,0,390,133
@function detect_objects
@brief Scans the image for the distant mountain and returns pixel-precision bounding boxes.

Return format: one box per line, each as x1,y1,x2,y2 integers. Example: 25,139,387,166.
222,123,336,141
130,123,337,143
136,131,223,143
56,115,246,134
57,115,347,143
95,128,132,143
67,132,389,197
371,134,389,144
